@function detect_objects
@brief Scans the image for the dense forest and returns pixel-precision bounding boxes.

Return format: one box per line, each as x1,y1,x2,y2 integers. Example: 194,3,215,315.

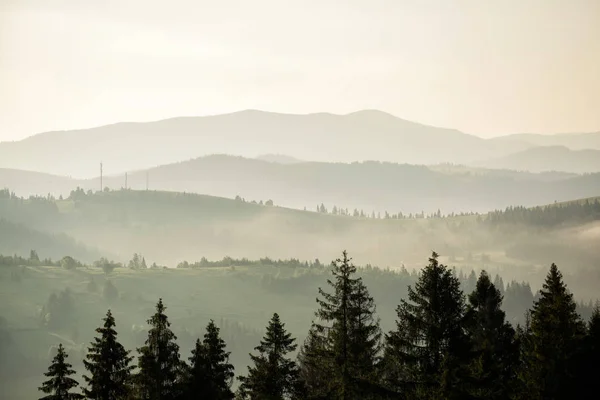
29,250,599,399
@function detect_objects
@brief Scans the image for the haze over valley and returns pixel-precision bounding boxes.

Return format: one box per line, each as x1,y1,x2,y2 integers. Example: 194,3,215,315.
2,101,600,400
2,1,600,399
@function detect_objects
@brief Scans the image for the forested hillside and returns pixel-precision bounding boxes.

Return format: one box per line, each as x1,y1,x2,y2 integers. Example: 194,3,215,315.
0,188,598,292
3,155,600,214
94,155,600,214
1,187,598,399
0,219,102,262
2,250,597,399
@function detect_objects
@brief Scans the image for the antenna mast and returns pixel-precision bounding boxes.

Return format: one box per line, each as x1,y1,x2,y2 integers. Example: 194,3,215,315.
100,162,103,192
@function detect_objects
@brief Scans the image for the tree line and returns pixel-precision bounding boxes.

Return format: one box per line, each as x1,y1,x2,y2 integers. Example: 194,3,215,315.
7,247,596,328
312,202,476,220
310,198,600,227
485,198,600,227
2,187,599,229
38,250,600,400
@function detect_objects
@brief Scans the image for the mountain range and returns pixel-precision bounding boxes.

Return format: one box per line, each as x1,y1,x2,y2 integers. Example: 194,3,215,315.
2,109,599,178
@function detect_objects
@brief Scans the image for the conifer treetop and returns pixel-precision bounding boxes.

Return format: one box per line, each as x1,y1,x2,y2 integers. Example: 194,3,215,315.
82,309,133,400
39,343,84,400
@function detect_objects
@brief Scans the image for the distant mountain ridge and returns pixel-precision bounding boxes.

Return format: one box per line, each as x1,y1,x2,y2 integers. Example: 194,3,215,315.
1,109,599,177
0,110,525,178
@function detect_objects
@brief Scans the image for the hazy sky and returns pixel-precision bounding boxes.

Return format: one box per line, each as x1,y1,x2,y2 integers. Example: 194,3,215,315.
1,0,599,141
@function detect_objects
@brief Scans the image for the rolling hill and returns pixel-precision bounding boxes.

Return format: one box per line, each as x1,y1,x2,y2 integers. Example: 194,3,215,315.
2,155,600,215
80,155,600,214
0,189,598,275
0,218,102,262
490,131,600,151
475,146,600,173
0,169,76,197
2,190,599,400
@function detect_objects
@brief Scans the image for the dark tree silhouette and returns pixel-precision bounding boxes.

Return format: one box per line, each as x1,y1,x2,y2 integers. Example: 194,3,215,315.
465,271,518,399
385,252,471,399
136,299,184,400
185,320,234,400
39,343,84,400
83,310,134,400
518,264,586,400
238,313,300,400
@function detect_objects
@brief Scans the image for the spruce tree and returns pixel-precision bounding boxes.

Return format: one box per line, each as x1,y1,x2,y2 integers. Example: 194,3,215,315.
297,324,333,400
39,343,84,400
309,250,382,399
136,298,184,400
347,279,383,397
185,320,234,400
384,252,470,400
465,271,517,400
83,310,134,400
237,313,300,400
519,264,586,400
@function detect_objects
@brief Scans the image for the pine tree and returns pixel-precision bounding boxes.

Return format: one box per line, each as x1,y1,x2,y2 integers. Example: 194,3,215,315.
518,264,586,400
136,298,184,400
185,320,234,400
465,271,518,399
39,343,84,400
384,252,470,400
238,313,300,400
309,250,382,400
83,310,134,400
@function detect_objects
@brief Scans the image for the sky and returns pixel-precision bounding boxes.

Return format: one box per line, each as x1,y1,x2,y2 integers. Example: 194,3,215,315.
1,0,599,141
